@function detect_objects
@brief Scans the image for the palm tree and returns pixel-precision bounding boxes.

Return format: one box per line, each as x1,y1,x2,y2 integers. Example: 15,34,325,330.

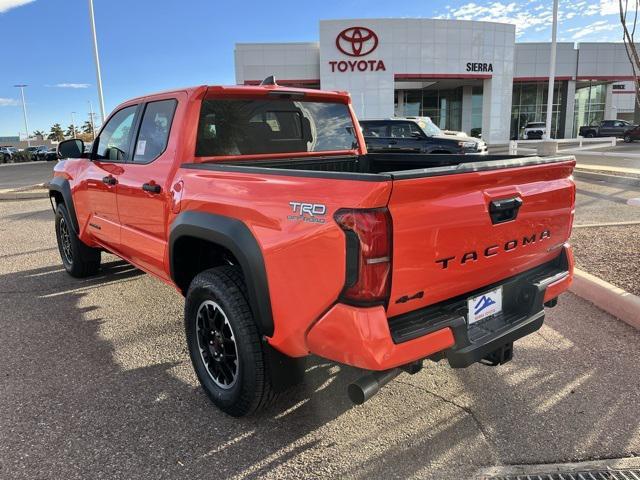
48,124,65,142
65,124,78,138
82,120,94,136
32,130,45,139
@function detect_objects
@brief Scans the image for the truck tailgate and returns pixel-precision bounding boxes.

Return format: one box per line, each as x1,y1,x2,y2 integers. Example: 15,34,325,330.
386,157,575,318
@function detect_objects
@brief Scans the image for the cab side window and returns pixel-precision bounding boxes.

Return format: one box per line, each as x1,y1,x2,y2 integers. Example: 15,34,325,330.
362,124,388,137
133,99,177,163
94,106,137,162
390,123,415,138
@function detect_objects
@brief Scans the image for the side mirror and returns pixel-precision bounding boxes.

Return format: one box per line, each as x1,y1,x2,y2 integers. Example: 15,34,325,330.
57,139,85,159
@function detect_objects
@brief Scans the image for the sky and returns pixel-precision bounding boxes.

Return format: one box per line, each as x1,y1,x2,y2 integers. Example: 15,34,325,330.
0,0,626,137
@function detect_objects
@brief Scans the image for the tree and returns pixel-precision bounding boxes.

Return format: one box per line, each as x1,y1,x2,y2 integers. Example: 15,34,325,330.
619,1,640,120
65,124,78,138
32,130,45,139
48,124,65,141
82,120,94,136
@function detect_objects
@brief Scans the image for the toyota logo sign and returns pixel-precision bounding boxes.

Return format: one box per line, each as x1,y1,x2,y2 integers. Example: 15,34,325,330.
336,27,378,57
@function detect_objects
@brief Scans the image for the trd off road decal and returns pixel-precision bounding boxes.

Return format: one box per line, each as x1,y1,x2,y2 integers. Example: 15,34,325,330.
288,202,327,224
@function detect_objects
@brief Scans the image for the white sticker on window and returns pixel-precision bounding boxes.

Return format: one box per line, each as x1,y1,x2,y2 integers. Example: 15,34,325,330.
135,140,146,156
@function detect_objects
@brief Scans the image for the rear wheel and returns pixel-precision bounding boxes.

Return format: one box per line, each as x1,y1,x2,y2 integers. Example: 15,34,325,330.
585,131,595,138
185,266,277,417
2,154,9,163
55,203,101,277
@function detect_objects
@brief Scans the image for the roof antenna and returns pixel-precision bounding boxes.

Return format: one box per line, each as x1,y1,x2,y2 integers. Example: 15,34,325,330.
260,75,277,86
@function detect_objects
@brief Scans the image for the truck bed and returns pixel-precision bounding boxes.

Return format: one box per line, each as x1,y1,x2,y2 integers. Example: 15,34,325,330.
184,153,574,180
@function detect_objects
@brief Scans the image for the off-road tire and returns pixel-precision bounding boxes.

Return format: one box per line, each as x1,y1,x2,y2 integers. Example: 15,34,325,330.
185,266,278,417
55,203,101,277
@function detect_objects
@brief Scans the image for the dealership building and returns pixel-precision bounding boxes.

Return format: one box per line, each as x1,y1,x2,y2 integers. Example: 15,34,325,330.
234,18,636,144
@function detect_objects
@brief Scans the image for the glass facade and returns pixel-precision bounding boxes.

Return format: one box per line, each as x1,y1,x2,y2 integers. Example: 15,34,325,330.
573,82,607,136
395,88,464,131
510,81,565,139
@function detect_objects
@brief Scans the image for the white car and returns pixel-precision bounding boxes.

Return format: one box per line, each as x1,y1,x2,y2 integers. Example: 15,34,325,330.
520,122,546,140
0,146,14,163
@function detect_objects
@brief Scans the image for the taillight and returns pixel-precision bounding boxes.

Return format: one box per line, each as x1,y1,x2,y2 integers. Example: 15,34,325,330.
334,207,392,305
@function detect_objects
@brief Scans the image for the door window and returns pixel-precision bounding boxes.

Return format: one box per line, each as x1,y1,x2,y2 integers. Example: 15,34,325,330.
362,123,388,137
390,123,418,138
94,106,137,161
133,99,177,163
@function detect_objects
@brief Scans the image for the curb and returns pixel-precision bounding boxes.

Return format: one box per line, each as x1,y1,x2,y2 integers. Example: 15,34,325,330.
573,169,640,187
570,268,640,330
0,191,49,200
0,183,49,201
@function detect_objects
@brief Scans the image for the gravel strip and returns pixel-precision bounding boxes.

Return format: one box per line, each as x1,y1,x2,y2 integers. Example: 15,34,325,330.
571,225,640,296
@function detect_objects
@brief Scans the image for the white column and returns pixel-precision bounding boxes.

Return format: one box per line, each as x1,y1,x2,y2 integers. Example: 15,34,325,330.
604,83,615,120
482,75,513,144
564,80,576,138
461,85,473,136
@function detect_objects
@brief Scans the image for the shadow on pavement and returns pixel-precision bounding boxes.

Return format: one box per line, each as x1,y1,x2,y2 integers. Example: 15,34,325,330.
1,257,638,479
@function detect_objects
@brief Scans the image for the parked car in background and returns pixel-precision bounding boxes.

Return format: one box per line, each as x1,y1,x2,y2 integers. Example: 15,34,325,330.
43,147,58,161
579,120,636,138
520,122,546,140
0,146,13,163
622,125,640,143
361,118,487,154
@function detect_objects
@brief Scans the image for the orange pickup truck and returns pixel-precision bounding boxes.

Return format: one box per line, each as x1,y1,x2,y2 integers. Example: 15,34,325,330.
49,79,575,416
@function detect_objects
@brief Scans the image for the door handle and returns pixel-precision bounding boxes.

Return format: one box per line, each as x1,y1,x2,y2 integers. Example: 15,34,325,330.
102,175,117,186
142,182,161,194
489,197,523,224
388,140,398,145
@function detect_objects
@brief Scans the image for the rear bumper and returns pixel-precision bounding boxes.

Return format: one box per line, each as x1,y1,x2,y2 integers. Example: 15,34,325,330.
306,245,573,371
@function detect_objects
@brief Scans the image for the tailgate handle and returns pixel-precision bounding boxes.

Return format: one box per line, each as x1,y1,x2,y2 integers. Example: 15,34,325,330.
489,197,522,224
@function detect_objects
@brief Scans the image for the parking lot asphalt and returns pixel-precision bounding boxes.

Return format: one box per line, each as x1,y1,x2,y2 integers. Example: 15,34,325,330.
0,161,55,189
1,198,639,480
574,176,640,225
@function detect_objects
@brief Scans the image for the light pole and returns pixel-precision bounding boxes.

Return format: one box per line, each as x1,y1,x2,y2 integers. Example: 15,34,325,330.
71,112,77,139
14,84,31,147
88,0,106,123
88,100,96,140
545,0,559,140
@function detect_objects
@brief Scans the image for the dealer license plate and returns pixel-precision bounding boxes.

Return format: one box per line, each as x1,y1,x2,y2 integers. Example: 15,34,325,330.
467,286,503,325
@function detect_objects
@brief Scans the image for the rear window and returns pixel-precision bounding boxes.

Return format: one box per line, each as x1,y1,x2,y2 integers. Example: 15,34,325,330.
196,99,358,156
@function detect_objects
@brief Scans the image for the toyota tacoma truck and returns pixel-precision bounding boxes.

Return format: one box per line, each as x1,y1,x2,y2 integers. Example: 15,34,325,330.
49,78,576,417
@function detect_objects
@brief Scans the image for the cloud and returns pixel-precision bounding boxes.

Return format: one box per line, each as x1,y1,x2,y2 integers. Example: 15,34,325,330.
436,0,623,39
47,83,91,89
600,0,619,15
439,1,555,37
0,0,35,14
567,19,619,39
0,98,19,107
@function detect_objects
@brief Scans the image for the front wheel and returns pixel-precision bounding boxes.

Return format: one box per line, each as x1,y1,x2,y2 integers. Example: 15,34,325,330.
185,266,278,417
2,154,9,163
624,134,633,143
585,132,595,138
55,203,101,277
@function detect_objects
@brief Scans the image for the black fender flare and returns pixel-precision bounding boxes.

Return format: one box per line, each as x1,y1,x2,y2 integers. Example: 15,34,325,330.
48,177,80,234
169,211,274,337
